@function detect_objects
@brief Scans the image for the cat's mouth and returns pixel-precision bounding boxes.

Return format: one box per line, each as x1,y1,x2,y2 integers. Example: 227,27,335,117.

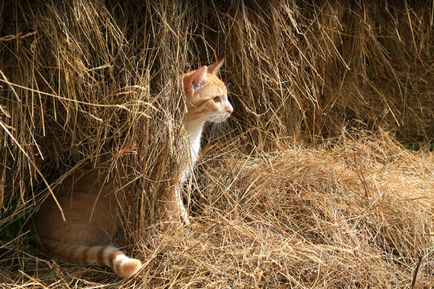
208,112,231,123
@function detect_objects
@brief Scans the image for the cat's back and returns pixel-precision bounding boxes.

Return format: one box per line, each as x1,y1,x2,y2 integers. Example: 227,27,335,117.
34,167,118,245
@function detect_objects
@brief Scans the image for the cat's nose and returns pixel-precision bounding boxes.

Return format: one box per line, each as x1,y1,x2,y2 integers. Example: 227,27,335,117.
225,104,233,114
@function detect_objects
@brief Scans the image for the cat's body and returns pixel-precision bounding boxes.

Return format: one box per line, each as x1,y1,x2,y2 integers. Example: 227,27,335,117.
33,59,232,278
34,167,139,278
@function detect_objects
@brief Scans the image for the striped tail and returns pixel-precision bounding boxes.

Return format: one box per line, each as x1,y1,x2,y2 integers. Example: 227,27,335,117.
40,239,142,278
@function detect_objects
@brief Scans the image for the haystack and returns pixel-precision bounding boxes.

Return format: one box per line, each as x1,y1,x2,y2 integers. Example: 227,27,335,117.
0,1,432,287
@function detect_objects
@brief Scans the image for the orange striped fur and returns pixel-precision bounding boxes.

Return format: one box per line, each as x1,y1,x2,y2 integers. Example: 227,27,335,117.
33,168,143,278
41,239,142,278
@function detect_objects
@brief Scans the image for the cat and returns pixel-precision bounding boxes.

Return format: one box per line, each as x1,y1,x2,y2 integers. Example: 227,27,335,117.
33,59,232,278
177,59,232,225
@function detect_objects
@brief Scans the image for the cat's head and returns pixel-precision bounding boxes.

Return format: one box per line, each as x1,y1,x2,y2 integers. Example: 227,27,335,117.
183,59,233,123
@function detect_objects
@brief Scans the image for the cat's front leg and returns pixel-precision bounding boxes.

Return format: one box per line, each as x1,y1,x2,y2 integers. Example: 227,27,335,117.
175,186,190,225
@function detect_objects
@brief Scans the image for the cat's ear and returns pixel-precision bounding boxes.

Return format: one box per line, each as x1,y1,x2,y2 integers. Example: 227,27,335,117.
183,66,208,96
208,58,224,75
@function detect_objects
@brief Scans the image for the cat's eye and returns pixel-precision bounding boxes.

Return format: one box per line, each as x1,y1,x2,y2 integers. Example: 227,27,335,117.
212,96,222,103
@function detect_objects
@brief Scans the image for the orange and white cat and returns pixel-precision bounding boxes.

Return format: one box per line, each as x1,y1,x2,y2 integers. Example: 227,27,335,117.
177,59,232,224
33,59,232,278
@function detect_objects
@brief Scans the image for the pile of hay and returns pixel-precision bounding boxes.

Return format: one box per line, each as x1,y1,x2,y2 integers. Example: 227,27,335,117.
1,132,433,287
0,0,432,287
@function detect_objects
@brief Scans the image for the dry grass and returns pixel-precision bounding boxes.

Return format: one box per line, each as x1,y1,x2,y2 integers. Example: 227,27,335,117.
1,132,433,288
0,0,433,288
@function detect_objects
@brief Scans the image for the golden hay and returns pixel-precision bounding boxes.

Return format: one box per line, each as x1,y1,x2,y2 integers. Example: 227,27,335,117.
1,132,433,287
0,0,433,287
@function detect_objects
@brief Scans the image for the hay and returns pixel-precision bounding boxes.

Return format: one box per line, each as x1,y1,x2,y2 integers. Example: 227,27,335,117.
1,132,433,287
0,0,433,287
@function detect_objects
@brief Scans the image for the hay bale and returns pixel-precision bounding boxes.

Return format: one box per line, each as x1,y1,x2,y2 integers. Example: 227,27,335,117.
0,0,190,227
0,0,432,287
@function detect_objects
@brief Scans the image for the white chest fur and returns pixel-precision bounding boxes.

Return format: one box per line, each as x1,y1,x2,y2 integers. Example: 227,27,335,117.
185,119,205,165
176,119,206,225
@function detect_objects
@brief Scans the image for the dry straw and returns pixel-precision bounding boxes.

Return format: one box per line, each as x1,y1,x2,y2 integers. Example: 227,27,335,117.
0,0,433,288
